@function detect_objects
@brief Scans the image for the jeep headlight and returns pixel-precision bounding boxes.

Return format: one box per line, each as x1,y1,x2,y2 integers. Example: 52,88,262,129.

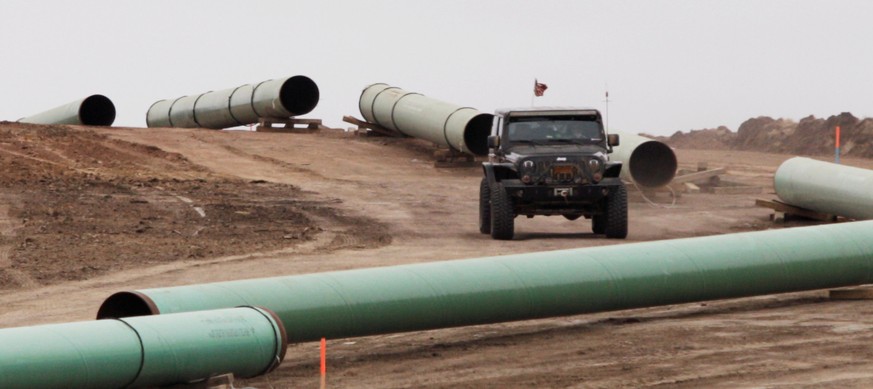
588,158,601,171
521,160,536,184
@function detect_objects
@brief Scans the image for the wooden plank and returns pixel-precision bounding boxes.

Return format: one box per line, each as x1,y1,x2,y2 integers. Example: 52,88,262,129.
755,198,836,221
671,168,727,184
711,185,762,195
829,287,873,300
342,115,405,137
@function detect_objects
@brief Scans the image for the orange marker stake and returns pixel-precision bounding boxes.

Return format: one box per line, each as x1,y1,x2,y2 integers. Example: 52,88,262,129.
835,125,841,164
320,337,327,389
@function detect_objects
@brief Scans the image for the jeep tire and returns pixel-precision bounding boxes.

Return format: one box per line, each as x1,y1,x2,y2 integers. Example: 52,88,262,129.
604,183,628,239
490,182,515,240
592,213,606,234
479,177,491,234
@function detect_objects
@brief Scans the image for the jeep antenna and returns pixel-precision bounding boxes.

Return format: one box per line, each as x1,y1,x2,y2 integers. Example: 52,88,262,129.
603,86,611,133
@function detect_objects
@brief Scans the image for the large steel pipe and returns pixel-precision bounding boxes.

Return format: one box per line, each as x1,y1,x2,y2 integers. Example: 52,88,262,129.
0,307,286,389
775,157,873,220
609,130,677,188
18,95,116,126
358,83,493,156
101,221,873,343
146,75,319,129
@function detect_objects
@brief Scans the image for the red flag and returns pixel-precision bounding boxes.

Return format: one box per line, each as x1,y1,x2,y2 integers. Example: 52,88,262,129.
534,79,548,97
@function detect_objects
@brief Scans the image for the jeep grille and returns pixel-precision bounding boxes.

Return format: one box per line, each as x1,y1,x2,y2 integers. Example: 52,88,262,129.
551,164,578,183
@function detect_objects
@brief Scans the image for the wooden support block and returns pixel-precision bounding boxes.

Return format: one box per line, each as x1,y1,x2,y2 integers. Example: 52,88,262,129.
754,198,836,222
684,182,700,194
829,287,873,300
256,117,323,133
163,373,234,389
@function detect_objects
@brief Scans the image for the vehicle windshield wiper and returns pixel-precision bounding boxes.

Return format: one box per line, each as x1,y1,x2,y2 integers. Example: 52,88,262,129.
512,139,544,145
549,138,588,145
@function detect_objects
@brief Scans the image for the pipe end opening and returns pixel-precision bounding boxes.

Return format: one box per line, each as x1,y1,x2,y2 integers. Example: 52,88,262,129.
79,94,116,126
464,113,494,156
629,141,678,188
96,291,159,319
279,76,320,116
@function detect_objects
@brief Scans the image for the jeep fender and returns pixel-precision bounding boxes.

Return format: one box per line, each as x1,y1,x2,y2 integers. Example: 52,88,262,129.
604,161,622,178
482,162,517,183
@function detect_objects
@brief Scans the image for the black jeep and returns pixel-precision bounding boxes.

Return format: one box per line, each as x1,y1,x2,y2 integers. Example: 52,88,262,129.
480,107,627,240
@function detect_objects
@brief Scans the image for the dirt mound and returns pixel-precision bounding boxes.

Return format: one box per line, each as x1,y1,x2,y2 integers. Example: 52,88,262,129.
659,112,873,158
0,122,389,289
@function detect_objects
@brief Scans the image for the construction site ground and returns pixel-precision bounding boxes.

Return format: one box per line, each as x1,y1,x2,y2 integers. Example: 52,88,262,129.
2,122,873,388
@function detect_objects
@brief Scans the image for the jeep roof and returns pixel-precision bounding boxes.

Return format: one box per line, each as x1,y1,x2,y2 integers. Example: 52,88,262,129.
494,106,601,117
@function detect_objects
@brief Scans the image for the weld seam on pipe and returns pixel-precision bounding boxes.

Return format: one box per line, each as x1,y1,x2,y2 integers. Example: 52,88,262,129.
226,85,246,127
389,92,421,132
114,317,147,388
249,80,269,119
443,107,468,152
191,93,209,128
167,96,186,128
369,86,399,129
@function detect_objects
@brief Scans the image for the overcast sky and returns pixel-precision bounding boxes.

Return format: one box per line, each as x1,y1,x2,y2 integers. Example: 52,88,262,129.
1,1,871,136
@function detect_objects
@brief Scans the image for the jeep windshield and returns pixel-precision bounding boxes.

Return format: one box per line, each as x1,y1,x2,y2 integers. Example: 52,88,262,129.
506,115,604,145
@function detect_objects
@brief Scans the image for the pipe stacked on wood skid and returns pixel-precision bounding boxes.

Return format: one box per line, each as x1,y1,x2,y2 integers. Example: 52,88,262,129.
0,307,286,389
358,83,493,156
100,220,873,343
775,156,873,220
146,75,319,129
18,95,116,126
608,130,677,188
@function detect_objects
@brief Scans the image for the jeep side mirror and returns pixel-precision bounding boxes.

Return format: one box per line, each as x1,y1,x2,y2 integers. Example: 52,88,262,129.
487,135,500,149
607,134,620,147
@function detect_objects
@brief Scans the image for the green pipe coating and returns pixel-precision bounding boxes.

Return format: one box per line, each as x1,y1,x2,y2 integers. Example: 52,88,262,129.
775,156,873,220
100,220,873,344
18,95,116,126
146,76,319,129
609,130,677,188
358,83,493,156
0,307,286,389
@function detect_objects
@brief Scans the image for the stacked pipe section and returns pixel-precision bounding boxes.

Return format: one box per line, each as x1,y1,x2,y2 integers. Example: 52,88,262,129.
0,307,286,389
358,83,493,156
18,95,116,126
609,130,677,188
775,156,873,220
100,220,873,343
146,75,319,129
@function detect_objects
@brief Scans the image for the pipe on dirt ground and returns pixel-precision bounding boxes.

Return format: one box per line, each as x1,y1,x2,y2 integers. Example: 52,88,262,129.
775,156,873,220
100,220,873,344
358,83,493,156
18,95,116,126
146,75,319,129
0,307,286,389
609,130,677,188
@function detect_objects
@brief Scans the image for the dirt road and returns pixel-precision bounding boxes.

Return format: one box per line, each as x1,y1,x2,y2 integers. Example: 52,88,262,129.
1,123,872,388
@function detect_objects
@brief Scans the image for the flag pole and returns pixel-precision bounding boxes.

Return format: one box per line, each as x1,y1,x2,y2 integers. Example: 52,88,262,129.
531,79,536,107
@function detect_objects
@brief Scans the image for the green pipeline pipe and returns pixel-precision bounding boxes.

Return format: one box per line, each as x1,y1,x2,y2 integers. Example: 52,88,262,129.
146,75,319,129
100,221,873,344
18,95,116,126
775,156,873,220
0,307,286,389
358,83,493,156
609,130,677,188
